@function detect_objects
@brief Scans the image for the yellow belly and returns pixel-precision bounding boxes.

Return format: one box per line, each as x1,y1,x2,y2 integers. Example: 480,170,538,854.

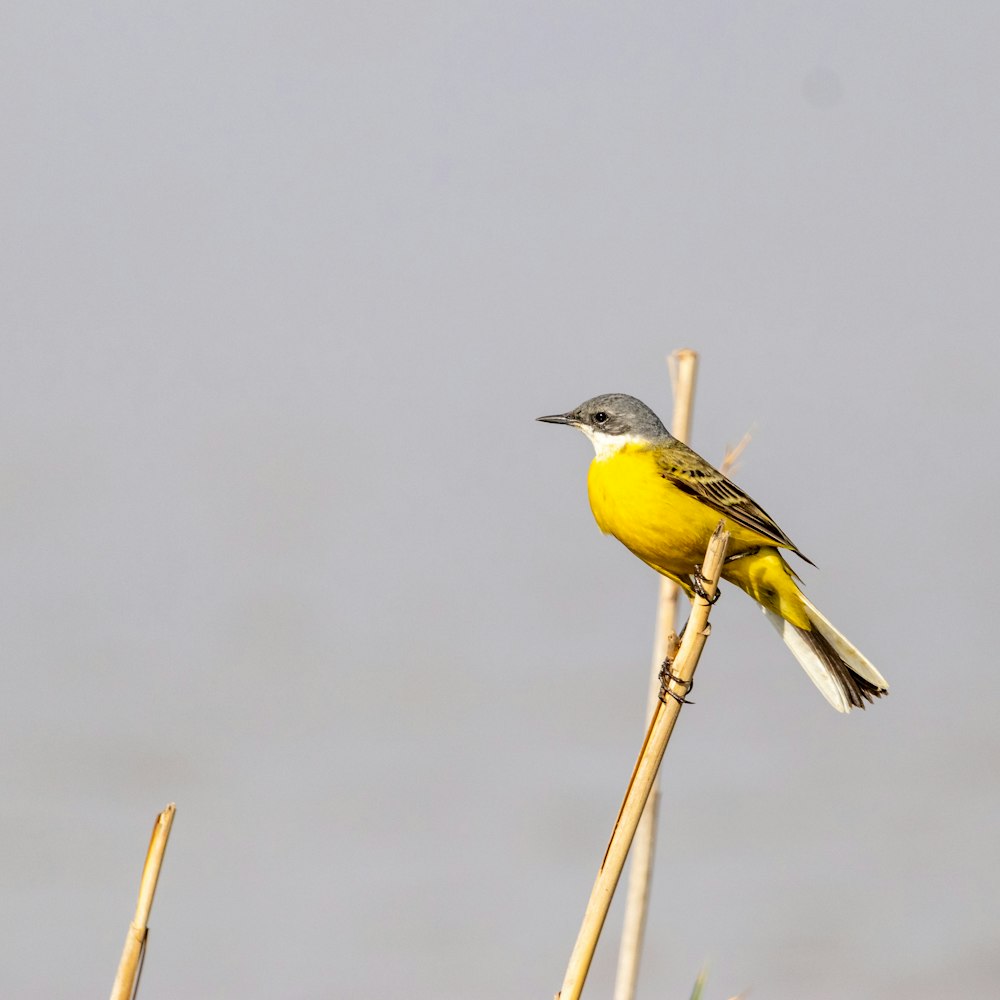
586,446,810,628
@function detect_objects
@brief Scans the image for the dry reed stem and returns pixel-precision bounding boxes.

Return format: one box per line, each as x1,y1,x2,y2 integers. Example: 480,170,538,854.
613,348,698,1000
720,429,752,477
109,803,176,1000
558,525,730,1000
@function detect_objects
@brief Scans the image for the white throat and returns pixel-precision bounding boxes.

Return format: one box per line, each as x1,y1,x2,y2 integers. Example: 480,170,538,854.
579,426,648,461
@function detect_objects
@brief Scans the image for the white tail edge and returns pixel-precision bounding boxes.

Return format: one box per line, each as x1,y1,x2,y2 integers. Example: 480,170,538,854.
763,598,888,713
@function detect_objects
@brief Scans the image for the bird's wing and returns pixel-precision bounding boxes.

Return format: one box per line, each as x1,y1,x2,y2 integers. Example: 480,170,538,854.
657,440,814,564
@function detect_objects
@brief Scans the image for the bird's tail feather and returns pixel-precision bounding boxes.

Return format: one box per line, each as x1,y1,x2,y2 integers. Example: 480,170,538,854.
763,596,888,713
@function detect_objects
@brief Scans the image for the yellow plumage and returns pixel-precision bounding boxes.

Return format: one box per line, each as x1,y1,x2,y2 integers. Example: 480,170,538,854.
587,444,811,629
539,393,889,712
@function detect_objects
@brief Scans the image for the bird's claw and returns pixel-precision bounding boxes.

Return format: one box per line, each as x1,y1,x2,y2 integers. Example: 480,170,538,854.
691,565,722,604
658,657,695,706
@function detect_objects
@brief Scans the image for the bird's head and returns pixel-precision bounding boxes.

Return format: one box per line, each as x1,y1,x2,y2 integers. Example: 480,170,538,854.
537,393,670,459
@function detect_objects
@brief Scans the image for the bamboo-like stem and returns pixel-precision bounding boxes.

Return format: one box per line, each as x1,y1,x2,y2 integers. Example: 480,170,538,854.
109,803,176,1000
613,349,698,1000
558,525,730,1000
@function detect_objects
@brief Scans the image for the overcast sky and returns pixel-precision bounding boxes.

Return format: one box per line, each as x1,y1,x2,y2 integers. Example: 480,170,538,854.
3,4,999,998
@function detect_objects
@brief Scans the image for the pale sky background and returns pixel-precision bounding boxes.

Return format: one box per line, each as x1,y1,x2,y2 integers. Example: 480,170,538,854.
3,3,999,998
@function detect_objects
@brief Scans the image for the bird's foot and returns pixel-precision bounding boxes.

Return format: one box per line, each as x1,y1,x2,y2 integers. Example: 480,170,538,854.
724,546,760,564
691,566,722,604
658,657,694,706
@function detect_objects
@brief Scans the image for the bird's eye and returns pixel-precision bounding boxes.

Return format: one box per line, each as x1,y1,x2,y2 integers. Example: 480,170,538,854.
593,411,608,424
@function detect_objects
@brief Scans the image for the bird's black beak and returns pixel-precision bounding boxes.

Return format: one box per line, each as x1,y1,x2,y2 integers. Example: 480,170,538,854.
536,412,574,425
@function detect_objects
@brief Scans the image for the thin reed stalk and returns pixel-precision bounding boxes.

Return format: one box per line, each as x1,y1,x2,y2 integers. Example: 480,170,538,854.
557,525,730,1000
109,803,176,1000
613,348,699,1000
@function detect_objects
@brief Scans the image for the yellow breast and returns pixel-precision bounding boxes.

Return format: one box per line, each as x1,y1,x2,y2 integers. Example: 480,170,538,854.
586,444,714,579
585,442,810,627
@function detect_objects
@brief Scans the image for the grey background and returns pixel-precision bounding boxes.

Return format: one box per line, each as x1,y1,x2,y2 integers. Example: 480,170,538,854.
3,3,999,998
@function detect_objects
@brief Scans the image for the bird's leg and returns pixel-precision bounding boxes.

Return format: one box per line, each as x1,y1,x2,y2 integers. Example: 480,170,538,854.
658,655,694,706
691,565,722,604
724,546,760,564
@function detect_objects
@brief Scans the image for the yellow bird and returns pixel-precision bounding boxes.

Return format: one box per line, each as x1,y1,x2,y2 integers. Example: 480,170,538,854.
538,393,888,712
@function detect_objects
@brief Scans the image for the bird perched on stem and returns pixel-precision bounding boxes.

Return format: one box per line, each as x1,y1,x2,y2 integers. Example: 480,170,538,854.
538,393,888,712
